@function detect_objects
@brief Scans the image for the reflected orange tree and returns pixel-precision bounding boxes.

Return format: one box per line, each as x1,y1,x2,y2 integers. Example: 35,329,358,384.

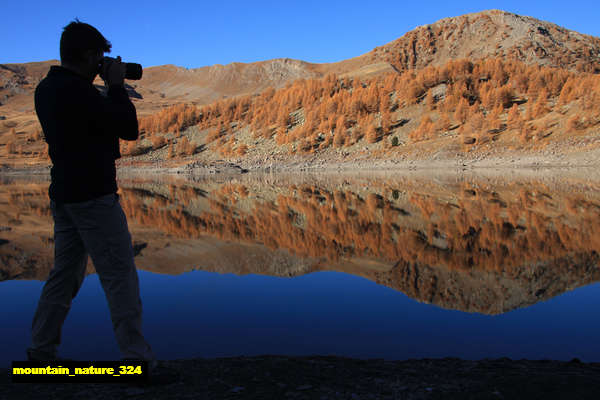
119,180,600,273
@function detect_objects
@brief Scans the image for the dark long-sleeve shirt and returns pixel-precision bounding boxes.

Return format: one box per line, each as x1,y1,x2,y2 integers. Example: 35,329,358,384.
35,66,138,203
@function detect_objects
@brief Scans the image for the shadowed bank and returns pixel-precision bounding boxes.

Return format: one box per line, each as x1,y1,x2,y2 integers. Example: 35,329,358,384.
2,356,600,399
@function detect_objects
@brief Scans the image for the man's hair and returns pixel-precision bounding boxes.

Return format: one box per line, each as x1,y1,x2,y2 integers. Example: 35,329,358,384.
60,19,111,64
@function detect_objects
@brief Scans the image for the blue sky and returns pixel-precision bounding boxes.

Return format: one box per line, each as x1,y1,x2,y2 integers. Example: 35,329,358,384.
2,1,599,69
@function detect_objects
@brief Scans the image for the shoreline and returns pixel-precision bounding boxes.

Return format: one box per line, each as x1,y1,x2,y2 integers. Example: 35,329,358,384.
2,355,599,399
3,157,600,176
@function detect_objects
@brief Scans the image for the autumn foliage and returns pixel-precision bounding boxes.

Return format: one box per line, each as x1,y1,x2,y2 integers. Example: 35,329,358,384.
135,56,600,158
3,178,600,310
113,177,600,280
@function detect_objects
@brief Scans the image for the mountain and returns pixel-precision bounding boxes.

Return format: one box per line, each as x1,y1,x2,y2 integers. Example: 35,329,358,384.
1,9,600,170
139,9,600,103
3,10,599,112
364,9,600,72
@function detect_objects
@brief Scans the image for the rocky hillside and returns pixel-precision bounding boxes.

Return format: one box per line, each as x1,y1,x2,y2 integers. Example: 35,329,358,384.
0,60,57,113
2,10,599,112
138,9,600,104
364,9,600,72
1,9,600,170
139,59,321,104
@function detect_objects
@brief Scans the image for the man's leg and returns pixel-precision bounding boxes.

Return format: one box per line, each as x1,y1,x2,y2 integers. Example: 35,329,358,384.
65,193,155,362
28,200,89,360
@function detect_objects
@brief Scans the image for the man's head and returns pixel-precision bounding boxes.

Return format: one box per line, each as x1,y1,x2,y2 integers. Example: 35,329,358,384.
60,19,111,81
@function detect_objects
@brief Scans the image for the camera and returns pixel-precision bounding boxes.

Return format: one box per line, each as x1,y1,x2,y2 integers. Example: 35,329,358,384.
98,57,143,80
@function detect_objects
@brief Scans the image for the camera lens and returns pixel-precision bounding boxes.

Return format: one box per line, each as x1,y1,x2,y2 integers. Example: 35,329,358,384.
125,63,143,80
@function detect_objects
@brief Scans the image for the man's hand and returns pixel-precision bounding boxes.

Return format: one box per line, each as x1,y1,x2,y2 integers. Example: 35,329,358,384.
100,56,126,87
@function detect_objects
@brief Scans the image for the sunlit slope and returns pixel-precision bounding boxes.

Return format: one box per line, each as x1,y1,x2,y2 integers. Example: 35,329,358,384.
2,10,600,169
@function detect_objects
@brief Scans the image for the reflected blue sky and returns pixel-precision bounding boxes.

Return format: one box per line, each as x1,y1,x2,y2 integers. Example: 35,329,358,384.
2,269,599,367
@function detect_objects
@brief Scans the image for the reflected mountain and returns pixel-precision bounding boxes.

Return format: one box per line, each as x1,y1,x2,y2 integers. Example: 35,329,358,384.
2,173,600,315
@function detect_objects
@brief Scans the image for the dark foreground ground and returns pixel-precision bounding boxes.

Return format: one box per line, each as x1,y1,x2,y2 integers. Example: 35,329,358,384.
2,356,599,400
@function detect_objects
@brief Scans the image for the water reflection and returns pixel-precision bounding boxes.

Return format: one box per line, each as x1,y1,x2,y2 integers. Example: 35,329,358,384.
2,173,600,315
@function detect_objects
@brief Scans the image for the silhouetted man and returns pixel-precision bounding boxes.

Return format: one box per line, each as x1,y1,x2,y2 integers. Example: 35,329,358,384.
28,20,156,367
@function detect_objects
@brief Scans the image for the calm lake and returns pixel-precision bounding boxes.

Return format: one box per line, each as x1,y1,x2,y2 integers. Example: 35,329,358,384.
1,171,599,367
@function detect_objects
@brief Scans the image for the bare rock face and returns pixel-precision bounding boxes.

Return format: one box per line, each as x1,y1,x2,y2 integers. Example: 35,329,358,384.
364,10,600,72
0,61,58,113
0,61,56,93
